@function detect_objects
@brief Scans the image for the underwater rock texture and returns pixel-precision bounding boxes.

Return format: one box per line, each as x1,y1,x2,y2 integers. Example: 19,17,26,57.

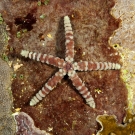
0,58,16,135
110,0,135,110
0,0,129,134
0,24,8,54
0,58,11,116
0,14,16,135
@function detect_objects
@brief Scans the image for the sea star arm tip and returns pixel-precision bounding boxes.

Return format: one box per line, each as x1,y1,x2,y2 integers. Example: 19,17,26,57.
86,97,96,108
73,61,121,71
29,69,65,106
20,50,65,68
68,70,96,108
21,50,29,58
64,16,70,24
64,16,75,63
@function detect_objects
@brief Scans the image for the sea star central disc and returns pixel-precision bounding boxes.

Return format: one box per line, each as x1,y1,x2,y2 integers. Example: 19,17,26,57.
64,62,73,71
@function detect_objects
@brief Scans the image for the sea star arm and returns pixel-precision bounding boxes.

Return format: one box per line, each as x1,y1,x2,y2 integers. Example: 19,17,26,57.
68,70,95,108
21,50,65,68
64,16,74,63
29,69,66,106
73,61,121,71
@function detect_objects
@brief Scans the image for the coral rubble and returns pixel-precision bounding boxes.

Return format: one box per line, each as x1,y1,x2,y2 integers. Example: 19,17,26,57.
0,0,129,134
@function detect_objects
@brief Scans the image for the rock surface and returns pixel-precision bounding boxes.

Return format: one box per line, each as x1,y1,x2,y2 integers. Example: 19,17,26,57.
0,0,128,134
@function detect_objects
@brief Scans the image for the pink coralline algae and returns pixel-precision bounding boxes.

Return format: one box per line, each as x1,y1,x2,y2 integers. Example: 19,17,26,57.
21,16,121,108
14,112,51,135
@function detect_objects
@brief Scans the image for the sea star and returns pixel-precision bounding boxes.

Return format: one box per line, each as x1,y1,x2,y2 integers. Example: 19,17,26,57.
21,16,121,108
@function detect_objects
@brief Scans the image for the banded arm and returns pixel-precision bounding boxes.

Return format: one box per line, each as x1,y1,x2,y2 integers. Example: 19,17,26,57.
30,69,66,106
64,16,75,63
73,61,121,71
68,70,95,108
21,50,65,68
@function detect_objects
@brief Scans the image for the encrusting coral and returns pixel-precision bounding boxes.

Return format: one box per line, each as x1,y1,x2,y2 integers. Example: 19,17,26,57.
96,110,135,135
14,112,51,135
95,0,135,134
110,0,135,110
0,0,129,134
